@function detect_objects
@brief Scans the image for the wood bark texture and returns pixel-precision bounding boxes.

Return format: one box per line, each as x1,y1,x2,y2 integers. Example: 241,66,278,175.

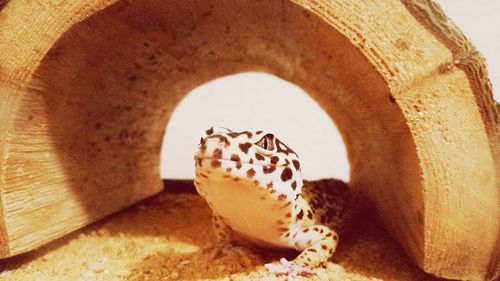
0,0,498,280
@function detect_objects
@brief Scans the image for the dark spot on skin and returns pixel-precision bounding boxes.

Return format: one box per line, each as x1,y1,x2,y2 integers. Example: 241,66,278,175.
249,159,254,164
285,159,290,165
278,194,287,201
291,181,297,190
280,167,293,181
267,182,273,188
329,249,334,254
205,127,214,135
239,143,252,154
269,189,276,194
276,220,284,225
226,167,232,172
200,144,207,153
247,168,256,178
278,227,288,232
256,130,263,134
285,212,291,218
389,95,396,103
307,210,313,219
307,248,317,253
219,136,230,146
199,173,209,178
255,153,265,161
326,233,332,237
284,232,290,238
95,122,102,130
333,235,338,241
280,201,291,209
276,139,296,155
211,159,221,168
236,162,242,169
228,131,252,138
292,160,300,171
234,177,240,181
263,165,276,174
213,149,223,159
253,180,259,185
231,154,240,162
270,156,279,164
197,158,203,167
297,210,304,220
304,228,309,233
321,244,327,250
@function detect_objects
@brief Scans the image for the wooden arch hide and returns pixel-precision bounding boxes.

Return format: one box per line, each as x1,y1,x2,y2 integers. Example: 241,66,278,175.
0,1,498,280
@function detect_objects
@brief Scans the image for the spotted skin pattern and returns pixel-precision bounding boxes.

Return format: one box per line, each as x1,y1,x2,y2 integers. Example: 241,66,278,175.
194,127,351,277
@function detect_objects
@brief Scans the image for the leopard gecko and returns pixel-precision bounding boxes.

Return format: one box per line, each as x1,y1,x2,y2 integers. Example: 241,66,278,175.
194,127,352,277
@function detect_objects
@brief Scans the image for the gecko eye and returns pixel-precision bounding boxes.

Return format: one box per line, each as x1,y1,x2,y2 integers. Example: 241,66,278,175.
255,134,275,150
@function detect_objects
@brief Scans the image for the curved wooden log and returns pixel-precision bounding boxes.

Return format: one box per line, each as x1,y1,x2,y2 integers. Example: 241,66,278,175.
0,0,498,280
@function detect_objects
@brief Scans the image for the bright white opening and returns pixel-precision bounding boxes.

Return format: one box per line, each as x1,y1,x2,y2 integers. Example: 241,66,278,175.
160,72,349,181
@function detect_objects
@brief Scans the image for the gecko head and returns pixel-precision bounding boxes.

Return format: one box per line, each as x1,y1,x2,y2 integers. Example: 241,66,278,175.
194,127,303,194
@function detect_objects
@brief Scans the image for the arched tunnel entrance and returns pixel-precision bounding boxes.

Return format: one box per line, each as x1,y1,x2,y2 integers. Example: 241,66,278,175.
14,0,422,259
160,72,350,182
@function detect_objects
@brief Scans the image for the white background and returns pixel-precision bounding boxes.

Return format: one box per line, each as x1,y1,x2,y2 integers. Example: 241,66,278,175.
160,1,500,181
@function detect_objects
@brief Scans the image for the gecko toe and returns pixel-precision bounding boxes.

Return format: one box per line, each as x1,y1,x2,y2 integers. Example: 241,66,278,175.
265,258,314,277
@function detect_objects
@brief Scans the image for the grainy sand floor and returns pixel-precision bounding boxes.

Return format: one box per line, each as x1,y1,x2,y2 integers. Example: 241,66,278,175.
0,192,446,281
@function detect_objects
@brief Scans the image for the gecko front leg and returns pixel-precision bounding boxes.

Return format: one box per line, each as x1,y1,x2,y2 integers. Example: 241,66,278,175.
265,225,339,276
205,213,249,259
212,213,233,245
204,214,233,258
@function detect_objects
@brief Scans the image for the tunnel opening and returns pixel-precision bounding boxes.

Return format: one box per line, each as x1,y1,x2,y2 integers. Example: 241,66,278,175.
160,72,350,183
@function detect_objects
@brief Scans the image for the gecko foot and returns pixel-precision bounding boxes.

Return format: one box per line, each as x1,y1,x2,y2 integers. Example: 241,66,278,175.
265,258,314,278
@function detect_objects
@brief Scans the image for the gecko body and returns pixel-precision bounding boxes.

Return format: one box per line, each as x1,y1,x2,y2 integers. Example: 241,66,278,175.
194,127,352,276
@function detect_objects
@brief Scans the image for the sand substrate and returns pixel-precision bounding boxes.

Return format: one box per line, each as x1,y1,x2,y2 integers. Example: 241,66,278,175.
0,192,446,281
